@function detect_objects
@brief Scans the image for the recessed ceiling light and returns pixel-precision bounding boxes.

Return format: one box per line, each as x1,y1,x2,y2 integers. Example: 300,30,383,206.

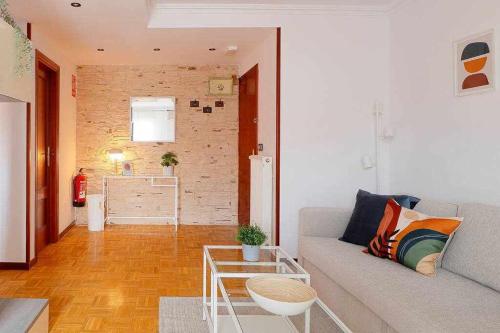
153,48,161,51
71,2,82,7
97,48,104,52
209,48,216,51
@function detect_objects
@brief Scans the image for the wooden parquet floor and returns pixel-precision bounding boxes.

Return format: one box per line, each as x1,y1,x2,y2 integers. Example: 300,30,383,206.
0,225,239,332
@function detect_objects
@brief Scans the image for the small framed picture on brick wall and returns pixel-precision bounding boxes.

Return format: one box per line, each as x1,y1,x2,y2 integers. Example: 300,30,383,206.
208,78,233,95
121,161,133,176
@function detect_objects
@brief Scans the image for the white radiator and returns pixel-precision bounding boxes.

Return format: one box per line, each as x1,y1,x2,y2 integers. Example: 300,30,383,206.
249,155,273,243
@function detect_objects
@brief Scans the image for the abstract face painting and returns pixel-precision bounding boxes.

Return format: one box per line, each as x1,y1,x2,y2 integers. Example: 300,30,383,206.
455,31,495,96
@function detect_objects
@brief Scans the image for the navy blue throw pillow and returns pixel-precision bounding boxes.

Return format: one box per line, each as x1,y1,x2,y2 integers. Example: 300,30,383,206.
340,190,420,247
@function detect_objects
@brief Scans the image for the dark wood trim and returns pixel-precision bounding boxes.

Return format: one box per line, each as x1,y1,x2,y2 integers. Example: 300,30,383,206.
275,27,281,246
29,257,37,269
0,257,36,270
27,22,31,40
26,103,31,267
0,262,29,270
35,50,60,257
59,221,76,239
36,50,60,73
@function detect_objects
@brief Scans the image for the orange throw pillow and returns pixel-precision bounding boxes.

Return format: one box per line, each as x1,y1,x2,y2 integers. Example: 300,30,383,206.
366,199,462,276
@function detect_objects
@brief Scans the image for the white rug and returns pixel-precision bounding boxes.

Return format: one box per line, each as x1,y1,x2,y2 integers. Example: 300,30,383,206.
159,297,343,333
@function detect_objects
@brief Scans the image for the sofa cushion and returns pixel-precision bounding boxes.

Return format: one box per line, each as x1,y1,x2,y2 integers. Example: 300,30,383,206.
413,199,458,217
340,190,420,247
300,236,500,333
367,199,462,276
442,203,500,292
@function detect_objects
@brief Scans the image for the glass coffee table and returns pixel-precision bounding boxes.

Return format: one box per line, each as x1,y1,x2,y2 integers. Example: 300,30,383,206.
202,245,351,333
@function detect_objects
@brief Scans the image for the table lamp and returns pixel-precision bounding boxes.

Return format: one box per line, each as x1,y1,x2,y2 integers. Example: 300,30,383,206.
107,149,124,175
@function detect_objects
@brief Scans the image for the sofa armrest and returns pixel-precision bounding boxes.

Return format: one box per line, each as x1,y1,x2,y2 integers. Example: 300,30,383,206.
299,207,352,239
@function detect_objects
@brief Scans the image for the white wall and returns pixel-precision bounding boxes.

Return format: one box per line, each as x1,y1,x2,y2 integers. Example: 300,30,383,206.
281,15,390,256
389,0,500,205
0,103,27,263
238,30,278,244
150,9,391,256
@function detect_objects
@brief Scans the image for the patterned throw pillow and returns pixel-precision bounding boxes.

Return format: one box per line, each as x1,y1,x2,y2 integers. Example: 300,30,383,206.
366,199,462,276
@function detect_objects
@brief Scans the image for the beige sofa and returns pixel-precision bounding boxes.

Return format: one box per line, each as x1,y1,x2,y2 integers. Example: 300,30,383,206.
298,199,500,333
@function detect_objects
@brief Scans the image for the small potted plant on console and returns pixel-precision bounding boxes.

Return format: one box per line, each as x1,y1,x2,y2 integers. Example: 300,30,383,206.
161,152,178,176
237,225,267,262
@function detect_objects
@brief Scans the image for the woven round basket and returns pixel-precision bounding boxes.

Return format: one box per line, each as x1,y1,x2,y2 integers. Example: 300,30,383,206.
246,276,317,316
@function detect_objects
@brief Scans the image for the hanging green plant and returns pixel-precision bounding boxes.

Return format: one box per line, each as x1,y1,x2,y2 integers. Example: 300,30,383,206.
0,0,33,76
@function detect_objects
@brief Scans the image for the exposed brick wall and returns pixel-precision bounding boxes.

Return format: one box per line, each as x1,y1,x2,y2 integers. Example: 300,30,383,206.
76,65,238,225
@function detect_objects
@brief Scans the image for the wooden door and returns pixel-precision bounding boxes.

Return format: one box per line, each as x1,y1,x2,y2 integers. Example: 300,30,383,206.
36,67,50,253
238,65,259,225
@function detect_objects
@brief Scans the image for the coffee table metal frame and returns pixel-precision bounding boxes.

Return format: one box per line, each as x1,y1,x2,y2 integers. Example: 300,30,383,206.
202,245,351,333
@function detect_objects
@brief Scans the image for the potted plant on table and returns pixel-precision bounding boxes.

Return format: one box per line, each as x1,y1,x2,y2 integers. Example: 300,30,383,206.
161,152,178,176
237,225,267,262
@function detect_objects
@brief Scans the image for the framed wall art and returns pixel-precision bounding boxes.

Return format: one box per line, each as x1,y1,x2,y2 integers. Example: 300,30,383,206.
208,78,233,96
455,30,495,96
121,161,133,176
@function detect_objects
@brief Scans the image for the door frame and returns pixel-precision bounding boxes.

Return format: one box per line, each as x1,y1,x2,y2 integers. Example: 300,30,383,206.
35,50,60,256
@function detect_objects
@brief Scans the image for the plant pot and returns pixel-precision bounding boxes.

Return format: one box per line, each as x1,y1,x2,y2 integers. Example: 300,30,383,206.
163,166,173,176
242,244,260,262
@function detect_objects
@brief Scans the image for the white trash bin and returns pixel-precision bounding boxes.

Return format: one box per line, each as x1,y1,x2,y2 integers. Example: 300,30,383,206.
87,194,104,232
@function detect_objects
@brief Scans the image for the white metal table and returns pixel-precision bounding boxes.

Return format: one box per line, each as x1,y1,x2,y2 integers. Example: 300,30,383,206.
202,245,351,333
102,175,178,230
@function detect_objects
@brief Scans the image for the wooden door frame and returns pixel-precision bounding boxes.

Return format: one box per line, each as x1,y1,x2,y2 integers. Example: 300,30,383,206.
35,50,60,256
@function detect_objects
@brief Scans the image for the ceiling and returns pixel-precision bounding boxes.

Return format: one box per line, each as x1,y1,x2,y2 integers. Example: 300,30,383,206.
8,0,275,65
8,0,397,66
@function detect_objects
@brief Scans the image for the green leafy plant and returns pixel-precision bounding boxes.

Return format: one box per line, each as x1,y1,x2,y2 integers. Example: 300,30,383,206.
236,225,267,246
161,152,179,167
0,0,33,76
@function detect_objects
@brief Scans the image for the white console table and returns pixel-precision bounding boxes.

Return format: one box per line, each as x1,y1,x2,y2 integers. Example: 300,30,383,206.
102,176,178,230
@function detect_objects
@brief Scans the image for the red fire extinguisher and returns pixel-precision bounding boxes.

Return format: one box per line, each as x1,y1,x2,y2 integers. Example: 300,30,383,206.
73,168,87,207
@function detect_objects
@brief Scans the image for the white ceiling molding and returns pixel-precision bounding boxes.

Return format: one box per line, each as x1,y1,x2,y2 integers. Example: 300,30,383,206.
152,1,407,16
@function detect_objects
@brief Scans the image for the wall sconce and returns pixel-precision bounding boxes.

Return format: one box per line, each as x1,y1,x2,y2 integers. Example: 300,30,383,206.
362,155,374,170
382,128,394,140
107,149,124,175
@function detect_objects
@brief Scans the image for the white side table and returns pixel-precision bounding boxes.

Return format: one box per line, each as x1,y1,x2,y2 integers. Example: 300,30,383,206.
102,175,178,230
